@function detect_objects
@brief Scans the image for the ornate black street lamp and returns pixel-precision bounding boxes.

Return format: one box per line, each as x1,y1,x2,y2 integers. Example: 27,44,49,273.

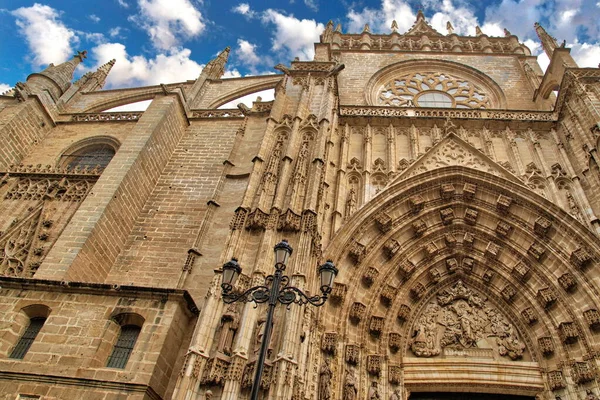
220,239,337,400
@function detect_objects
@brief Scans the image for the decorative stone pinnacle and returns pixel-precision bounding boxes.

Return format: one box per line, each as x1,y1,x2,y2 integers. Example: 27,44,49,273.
363,24,370,33
416,9,425,21
534,22,559,57
446,21,454,35
74,50,88,62
391,20,398,32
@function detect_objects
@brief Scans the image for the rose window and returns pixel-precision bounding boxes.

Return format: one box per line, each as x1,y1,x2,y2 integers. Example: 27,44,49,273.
378,72,490,109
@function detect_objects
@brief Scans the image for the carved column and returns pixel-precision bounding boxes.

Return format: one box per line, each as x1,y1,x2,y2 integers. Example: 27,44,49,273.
529,129,559,204
505,127,525,176
363,124,373,203
332,124,350,235
273,117,302,211
482,127,496,160
409,124,419,159
387,123,396,176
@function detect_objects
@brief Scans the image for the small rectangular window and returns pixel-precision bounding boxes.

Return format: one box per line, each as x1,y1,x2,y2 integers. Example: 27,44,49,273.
10,317,46,360
106,325,141,369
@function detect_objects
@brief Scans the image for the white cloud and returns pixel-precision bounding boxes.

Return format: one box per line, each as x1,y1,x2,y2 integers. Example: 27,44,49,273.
92,42,204,88
109,27,122,37
347,0,415,34
117,0,129,8
0,83,12,94
429,0,480,36
570,41,600,68
261,9,324,60
131,0,206,50
236,39,261,66
89,14,100,23
232,3,256,18
304,0,318,12
12,4,78,67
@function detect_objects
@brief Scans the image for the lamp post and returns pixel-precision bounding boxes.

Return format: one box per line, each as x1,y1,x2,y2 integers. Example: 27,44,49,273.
220,239,338,400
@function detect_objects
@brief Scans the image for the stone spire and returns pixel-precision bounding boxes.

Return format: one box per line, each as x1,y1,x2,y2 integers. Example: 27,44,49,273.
534,22,559,58
203,47,230,80
76,59,116,92
26,50,87,99
321,20,334,43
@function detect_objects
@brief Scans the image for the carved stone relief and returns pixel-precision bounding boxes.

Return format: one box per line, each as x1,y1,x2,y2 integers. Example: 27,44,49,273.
408,281,526,360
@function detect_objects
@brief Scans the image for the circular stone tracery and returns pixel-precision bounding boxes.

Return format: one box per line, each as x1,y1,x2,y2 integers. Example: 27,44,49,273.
378,72,491,109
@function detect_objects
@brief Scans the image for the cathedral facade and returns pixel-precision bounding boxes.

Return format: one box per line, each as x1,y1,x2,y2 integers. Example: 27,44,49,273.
1,11,600,400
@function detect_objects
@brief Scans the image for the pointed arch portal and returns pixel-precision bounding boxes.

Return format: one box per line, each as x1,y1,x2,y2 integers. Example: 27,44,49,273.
321,163,600,398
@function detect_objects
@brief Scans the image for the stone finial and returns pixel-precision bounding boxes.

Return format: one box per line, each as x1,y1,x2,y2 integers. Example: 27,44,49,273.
335,23,342,33
322,20,334,42
77,58,116,91
203,46,230,80
362,24,370,33
391,20,398,32
475,26,483,36
504,28,512,37
446,21,454,35
534,22,559,58
416,9,425,21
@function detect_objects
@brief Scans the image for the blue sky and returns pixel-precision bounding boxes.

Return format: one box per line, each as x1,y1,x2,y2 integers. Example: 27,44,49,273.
0,0,599,97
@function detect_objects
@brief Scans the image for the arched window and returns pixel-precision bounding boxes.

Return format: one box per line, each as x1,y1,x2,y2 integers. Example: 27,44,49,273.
59,136,120,171
106,325,141,368
106,312,144,369
9,305,50,359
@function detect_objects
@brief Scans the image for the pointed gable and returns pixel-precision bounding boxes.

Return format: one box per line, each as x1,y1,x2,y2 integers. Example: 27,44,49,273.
404,10,443,37
390,133,523,185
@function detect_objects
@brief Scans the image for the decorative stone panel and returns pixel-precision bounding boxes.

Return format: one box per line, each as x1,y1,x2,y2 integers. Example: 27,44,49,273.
571,247,592,269
411,283,426,300
463,183,477,200
462,257,474,272
412,219,427,237
424,242,437,258
496,220,512,237
389,365,402,384
558,273,577,292
375,212,392,233
363,267,379,287
558,321,578,344
383,238,401,258
321,332,338,355
538,336,554,356
200,356,230,386
399,261,415,277
446,257,459,273
389,333,401,353
537,288,557,309
496,195,513,214
278,209,301,232
485,242,500,259
345,344,359,365
528,242,545,260
445,233,457,247
381,284,396,306
397,304,411,322
369,316,385,336
548,370,565,391
330,283,347,305
572,361,595,384
349,240,366,264
440,183,455,200
584,309,600,329
534,216,552,237
464,208,478,225
512,262,530,282
367,355,382,376
440,207,455,225
522,307,537,325
349,302,366,324
463,232,474,247
246,208,270,230
429,268,441,283
482,268,495,282
502,285,516,302
409,195,425,214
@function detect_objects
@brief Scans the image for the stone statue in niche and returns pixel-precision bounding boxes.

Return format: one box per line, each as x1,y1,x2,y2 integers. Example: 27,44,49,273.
345,188,357,219
409,280,525,360
254,316,273,356
390,389,403,400
343,368,358,400
368,381,381,400
217,304,240,355
319,358,332,400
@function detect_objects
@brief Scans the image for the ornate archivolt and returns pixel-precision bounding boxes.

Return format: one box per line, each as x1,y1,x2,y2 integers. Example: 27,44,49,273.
365,59,507,109
317,166,600,399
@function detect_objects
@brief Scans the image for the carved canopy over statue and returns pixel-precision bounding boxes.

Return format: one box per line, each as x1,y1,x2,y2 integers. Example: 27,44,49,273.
409,280,526,360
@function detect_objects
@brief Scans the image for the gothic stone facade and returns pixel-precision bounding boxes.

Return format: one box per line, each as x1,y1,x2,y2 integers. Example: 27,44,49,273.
1,13,600,400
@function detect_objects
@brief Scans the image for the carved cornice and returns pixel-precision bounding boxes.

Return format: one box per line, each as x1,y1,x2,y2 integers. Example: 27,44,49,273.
68,112,142,122
339,106,557,121
191,109,245,118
